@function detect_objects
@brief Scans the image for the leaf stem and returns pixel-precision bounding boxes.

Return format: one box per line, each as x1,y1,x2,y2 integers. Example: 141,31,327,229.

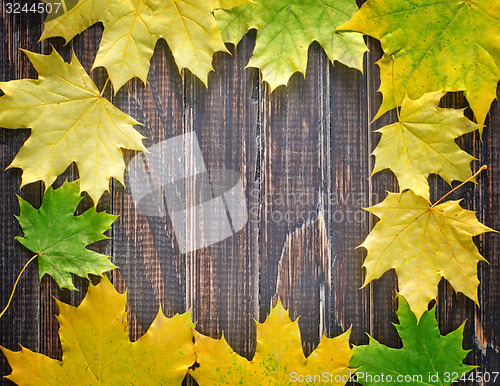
432,165,487,207
100,77,110,97
0,254,38,320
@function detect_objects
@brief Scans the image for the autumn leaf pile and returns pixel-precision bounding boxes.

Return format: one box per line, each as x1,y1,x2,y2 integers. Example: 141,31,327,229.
1,0,499,384
1,278,472,386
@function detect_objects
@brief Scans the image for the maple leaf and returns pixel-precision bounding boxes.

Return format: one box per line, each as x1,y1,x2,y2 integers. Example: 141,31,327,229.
350,294,475,386
360,189,494,321
0,49,146,203
338,0,500,125
214,0,367,90
16,180,117,290
190,301,354,385
40,0,252,91
1,276,196,385
372,90,480,201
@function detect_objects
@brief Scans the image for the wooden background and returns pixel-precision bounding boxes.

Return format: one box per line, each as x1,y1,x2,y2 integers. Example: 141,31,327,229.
1,1,499,384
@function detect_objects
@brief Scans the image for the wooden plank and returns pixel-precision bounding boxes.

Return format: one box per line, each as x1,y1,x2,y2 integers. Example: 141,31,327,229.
259,43,332,354
275,213,331,354
184,33,259,358
329,50,373,347
112,38,185,335
473,90,500,379
362,27,499,386
363,37,498,384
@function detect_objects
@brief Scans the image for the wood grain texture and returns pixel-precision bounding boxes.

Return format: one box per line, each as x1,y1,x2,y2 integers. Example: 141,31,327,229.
183,33,259,358
329,47,373,348
275,213,331,354
0,1,499,385
259,43,331,356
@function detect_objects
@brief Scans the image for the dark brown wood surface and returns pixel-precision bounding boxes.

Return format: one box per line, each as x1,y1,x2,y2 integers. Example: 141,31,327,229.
1,2,499,385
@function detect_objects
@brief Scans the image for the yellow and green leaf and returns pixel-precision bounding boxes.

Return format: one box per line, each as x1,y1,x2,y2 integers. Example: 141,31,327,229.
339,0,500,126
215,0,367,90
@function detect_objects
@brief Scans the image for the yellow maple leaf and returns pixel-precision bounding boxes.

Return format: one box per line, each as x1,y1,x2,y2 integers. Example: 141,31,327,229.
1,276,195,385
190,301,354,385
0,49,146,203
372,90,480,201
41,0,252,91
338,0,500,125
360,190,495,321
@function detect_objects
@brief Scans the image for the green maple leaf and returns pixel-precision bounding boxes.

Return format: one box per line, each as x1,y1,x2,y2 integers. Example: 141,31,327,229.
16,180,117,290
372,90,480,201
350,294,475,386
40,0,252,91
215,0,367,90
338,0,500,126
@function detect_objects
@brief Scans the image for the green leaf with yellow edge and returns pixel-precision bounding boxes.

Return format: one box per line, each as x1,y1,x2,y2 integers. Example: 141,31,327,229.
16,180,116,290
0,49,146,203
41,0,253,91
190,301,354,385
215,0,367,91
372,90,480,201
350,294,475,386
360,189,494,321
338,0,500,126
1,276,196,385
